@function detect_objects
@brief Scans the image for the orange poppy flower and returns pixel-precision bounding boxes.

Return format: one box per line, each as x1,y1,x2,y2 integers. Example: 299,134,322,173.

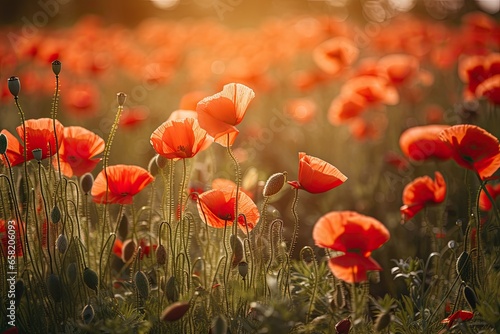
441,310,474,328
400,171,446,220
327,94,366,125
479,183,500,211
476,74,500,105
119,106,150,129
399,125,453,161
312,37,359,76
211,178,254,200
313,211,390,283
91,164,154,205
179,90,209,110
341,76,399,106
63,83,99,117
196,185,259,234
167,110,199,122
150,117,211,160
377,54,420,86
287,152,347,194
439,124,500,180
57,126,105,178
0,118,64,167
284,98,317,124
196,83,255,146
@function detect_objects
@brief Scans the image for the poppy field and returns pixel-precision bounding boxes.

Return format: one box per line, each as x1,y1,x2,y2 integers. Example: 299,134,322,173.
1,2,500,333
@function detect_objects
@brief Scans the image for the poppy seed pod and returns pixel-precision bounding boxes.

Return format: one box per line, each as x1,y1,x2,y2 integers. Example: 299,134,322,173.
117,92,127,106
32,148,43,162
263,172,287,197
160,301,190,322
8,76,20,97
335,317,351,334
83,267,98,292
52,60,61,75
0,133,7,155
51,205,61,224
80,173,94,194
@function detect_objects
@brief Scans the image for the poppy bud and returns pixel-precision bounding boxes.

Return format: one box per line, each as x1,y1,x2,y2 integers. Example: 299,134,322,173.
230,234,244,268
121,239,136,263
166,276,178,302
32,148,43,162
463,285,477,310
156,154,167,169
51,205,61,224
238,261,248,279
8,76,20,97
211,315,228,334
148,155,159,176
56,233,68,253
83,267,98,292
160,301,190,322
456,251,470,282
156,244,167,265
335,317,351,334
0,133,7,155
134,270,150,299
263,172,287,197
117,92,127,106
82,304,95,324
80,173,94,194
374,311,391,331
117,214,129,240
46,273,63,302
447,240,457,250
66,262,78,285
52,60,61,76
15,279,24,302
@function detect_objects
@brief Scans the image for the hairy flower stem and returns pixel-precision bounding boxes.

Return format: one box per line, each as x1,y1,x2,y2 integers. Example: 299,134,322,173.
226,134,240,239
51,72,62,183
289,188,300,258
301,246,319,324
38,161,54,274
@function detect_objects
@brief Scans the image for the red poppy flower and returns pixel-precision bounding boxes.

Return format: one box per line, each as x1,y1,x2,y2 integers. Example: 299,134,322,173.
439,124,500,180
441,310,474,328
476,74,500,105
0,219,24,257
167,110,199,122
57,126,105,178
341,76,399,106
377,54,420,86
399,125,453,161
211,178,254,200
63,83,99,117
400,171,446,220
327,93,366,125
313,211,390,283
1,118,64,167
479,183,500,211
312,37,359,76
287,152,347,194
91,165,154,205
150,117,211,160
196,185,259,234
196,83,255,146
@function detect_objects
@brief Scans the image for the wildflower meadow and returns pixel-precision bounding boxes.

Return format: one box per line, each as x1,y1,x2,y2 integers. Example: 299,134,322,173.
0,1,500,333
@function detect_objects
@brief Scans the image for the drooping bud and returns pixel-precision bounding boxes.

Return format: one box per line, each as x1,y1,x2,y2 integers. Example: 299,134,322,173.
117,92,127,106
156,154,167,170
83,267,98,292
46,273,63,302
374,311,391,331
32,148,43,162
160,301,190,322
156,244,167,265
117,214,129,240
8,76,20,97
52,60,61,76
166,276,179,302
56,233,68,253
51,205,61,224
230,234,244,268
148,155,159,176
82,304,95,324
456,251,470,283
0,133,7,155
335,317,351,334
263,172,287,197
211,315,228,334
134,270,150,299
121,239,136,263
463,285,477,310
80,173,94,194
66,262,78,285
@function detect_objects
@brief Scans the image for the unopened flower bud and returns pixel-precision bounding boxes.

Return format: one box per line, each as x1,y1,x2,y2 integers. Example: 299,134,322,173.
8,76,20,97
80,173,94,194
463,285,477,310
51,205,61,224
82,304,95,324
83,267,99,292
117,92,127,106
335,317,351,334
47,273,62,302
156,244,167,265
52,60,61,76
263,172,287,197
161,301,190,322
0,133,7,155
56,233,68,253
238,261,248,278
134,270,150,299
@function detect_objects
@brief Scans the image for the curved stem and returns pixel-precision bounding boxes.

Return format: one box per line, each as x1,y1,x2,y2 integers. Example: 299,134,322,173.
289,188,300,258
